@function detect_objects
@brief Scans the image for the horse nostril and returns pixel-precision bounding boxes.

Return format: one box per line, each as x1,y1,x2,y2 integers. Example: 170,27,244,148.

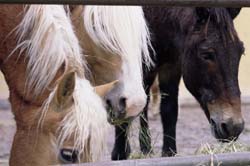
119,97,126,111
106,99,112,108
59,148,78,164
105,97,127,119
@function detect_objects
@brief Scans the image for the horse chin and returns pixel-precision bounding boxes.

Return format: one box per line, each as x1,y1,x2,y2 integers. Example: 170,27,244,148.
107,110,135,125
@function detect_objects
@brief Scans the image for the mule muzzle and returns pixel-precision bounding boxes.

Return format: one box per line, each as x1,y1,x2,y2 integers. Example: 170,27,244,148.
210,117,244,141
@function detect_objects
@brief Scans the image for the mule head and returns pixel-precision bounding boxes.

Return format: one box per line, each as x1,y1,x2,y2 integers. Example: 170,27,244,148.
182,7,244,141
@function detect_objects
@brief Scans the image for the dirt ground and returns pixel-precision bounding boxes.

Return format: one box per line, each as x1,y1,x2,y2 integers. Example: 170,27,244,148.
1,98,250,162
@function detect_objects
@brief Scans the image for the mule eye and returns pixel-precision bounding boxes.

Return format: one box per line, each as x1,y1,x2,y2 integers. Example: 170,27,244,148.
201,89,215,103
201,52,216,62
59,148,78,164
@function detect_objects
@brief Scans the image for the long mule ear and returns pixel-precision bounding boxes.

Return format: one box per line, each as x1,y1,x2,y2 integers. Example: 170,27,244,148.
95,80,118,98
56,72,76,107
227,8,241,20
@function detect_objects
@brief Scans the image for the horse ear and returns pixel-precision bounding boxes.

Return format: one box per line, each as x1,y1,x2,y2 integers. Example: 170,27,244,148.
56,72,76,106
227,8,241,20
95,80,118,98
195,7,210,24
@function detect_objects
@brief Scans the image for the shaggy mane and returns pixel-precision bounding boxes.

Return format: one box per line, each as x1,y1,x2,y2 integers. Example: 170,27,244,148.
83,6,154,72
15,5,108,162
16,5,84,95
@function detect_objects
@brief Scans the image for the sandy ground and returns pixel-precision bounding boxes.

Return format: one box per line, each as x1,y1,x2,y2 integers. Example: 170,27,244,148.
0,99,250,162
0,7,250,164
105,102,250,159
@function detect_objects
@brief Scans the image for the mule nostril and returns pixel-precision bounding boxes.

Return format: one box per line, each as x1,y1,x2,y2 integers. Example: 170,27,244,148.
59,148,78,164
221,122,230,136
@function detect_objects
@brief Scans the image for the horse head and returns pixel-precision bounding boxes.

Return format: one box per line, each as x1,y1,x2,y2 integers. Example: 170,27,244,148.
71,6,153,123
1,5,110,165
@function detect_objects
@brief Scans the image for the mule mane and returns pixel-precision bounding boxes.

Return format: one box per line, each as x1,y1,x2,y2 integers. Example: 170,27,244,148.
145,7,239,45
83,6,154,71
207,8,239,44
16,5,84,96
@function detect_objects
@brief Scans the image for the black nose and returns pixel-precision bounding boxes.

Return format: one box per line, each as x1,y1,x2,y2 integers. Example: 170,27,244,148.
106,97,127,119
210,118,244,141
59,148,78,164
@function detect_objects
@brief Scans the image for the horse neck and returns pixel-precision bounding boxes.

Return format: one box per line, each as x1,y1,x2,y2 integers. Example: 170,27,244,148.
71,6,94,60
0,5,50,110
0,6,67,130
145,7,194,34
0,5,24,65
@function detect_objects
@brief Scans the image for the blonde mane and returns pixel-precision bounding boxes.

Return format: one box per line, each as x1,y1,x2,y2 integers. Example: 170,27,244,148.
83,6,154,72
16,5,84,95
15,5,108,162
58,78,108,161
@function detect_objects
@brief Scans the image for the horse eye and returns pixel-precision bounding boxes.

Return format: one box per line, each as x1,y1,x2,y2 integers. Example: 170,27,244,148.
59,148,78,164
201,52,216,62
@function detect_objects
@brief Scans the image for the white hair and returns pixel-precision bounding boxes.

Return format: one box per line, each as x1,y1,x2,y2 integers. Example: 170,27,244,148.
82,6,154,117
16,5,83,95
15,5,108,162
83,6,154,72
57,77,108,162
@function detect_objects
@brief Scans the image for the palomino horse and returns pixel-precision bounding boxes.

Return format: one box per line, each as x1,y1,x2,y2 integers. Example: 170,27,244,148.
0,5,113,165
112,7,245,160
71,6,153,121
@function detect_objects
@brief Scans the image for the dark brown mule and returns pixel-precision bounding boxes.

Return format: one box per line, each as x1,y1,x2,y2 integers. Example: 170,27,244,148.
112,7,245,160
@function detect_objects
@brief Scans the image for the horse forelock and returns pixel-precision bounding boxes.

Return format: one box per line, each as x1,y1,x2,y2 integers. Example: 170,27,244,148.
57,77,108,162
15,5,85,96
83,6,154,73
36,76,108,162
13,5,108,162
